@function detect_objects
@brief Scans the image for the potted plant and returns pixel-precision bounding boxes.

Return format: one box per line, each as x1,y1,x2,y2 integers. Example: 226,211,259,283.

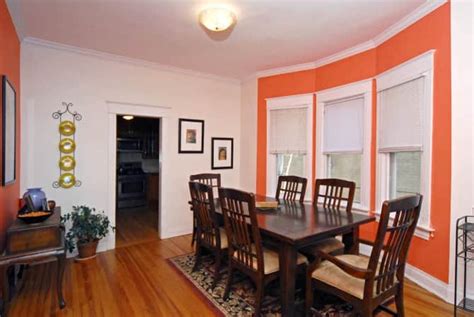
62,205,114,260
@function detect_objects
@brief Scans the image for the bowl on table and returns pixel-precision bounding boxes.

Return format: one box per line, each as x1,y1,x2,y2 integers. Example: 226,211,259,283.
17,210,54,224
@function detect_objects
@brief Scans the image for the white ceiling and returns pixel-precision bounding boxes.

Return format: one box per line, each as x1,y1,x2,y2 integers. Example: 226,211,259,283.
7,0,427,79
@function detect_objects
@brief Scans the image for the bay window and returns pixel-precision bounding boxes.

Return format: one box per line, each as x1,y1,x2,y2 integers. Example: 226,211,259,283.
376,51,434,239
266,94,313,199
316,80,372,210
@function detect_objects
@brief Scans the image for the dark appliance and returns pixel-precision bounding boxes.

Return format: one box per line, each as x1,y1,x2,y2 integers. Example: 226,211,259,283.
117,162,147,209
117,138,143,153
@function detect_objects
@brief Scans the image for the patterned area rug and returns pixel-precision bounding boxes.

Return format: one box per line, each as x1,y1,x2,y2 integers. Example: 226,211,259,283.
168,253,354,316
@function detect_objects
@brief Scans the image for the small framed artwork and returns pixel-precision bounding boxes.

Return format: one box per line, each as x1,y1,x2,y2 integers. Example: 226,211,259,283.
212,137,233,170
1,75,16,186
178,118,204,153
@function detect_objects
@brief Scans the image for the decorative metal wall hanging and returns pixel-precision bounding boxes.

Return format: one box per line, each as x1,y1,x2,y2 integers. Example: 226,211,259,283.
52,102,82,188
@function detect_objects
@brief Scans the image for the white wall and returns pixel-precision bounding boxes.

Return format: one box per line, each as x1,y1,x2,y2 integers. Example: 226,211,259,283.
449,0,473,302
20,42,241,249
239,77,257,191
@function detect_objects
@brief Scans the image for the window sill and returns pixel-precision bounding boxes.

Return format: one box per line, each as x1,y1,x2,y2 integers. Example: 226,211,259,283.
373,212,435,240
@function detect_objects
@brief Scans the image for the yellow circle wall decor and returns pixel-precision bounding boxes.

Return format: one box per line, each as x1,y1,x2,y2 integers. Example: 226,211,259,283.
59,138,76,154
59,173,76,188
59,120,76,136
52,102,82,189
59,155,76,171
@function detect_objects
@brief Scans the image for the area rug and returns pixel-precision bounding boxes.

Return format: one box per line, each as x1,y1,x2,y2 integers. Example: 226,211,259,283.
168,253,354,316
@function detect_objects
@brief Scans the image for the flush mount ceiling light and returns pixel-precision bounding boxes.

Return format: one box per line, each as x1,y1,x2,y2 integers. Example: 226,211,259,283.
123,115,134,120
199,7,236,32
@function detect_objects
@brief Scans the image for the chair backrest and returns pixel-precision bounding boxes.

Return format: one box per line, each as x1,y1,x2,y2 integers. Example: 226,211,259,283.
188,181,221,248
275,175,307,203
314,178,356,211
367,194,422,298
190,173,221,196
218,187,263,274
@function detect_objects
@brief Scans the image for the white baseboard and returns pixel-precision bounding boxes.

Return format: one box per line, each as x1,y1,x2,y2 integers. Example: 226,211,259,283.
160,227,192,240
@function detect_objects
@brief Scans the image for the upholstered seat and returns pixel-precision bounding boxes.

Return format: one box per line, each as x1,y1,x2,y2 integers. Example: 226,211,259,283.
208,228,228,249
233,246,306,274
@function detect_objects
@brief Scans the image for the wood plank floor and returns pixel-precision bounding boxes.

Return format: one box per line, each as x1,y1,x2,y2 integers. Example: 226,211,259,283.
115,206,159,248
8,234,462,316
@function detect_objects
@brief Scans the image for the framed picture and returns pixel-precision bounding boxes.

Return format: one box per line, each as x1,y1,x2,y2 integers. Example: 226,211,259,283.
1,75,16,186
212,137,233,169
178,118,204,153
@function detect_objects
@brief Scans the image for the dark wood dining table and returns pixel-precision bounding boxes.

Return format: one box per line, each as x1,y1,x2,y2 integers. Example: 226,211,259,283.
215,195,375,317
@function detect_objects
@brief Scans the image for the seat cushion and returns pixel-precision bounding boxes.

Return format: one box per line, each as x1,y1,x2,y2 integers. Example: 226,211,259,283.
302,238,344,256
312,254,369,299
202,228,228,249
233,246,307,274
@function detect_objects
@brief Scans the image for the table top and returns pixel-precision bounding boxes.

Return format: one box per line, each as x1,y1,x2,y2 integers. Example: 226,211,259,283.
215,196,375,246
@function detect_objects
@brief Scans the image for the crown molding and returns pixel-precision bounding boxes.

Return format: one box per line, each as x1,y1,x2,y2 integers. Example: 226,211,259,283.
372,0,447,46
22,37,242,85
255,0,448,79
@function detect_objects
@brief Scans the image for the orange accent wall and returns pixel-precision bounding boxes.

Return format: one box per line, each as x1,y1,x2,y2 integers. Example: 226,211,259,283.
0,0,21,249
256,3,451,282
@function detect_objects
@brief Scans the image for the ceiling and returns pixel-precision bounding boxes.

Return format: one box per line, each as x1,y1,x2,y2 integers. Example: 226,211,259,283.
7,0,427,80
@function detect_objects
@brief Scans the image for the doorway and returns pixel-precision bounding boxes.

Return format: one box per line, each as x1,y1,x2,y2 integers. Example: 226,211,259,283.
115,115,160,248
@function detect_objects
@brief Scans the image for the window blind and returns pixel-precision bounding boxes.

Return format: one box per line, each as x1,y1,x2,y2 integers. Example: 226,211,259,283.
323,96,364,154
378,76,425,152
269,107,307,154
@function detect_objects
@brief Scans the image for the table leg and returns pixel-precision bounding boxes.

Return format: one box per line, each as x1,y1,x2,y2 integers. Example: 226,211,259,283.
1,265,9,317
57,254,66,309
279,242,297,317
342,227,360,254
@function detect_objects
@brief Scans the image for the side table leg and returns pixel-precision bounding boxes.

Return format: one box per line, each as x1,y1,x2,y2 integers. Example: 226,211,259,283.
57,254,66,309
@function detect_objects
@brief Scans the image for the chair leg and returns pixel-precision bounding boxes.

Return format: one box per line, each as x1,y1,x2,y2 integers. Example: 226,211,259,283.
191,215,197,246
192,243,202,272
359,305,372,317
254,281,264,317
305,278,313,316
212,252,221,289
395,284,405,317
223,263,233,300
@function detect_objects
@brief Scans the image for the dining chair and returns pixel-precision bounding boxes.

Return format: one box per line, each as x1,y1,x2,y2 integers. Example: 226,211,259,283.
275,175,307,203
305,194,423,317
189,173,222,246
302,178,356,258
219,187,306,316
188,181,227,288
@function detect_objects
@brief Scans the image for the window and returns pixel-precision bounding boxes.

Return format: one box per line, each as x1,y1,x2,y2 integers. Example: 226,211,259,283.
376,51,434,239
266,95,313,198
316,80,372,210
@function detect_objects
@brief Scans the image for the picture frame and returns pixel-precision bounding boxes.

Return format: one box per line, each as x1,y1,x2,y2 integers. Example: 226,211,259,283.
211,137,233,170
2,75,16,186
178,118,204,153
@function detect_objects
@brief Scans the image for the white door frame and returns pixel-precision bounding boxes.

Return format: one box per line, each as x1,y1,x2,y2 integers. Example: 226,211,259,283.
106,100,171,251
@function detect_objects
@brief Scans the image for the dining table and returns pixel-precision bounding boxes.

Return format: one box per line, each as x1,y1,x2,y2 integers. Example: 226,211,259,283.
214,195,375,317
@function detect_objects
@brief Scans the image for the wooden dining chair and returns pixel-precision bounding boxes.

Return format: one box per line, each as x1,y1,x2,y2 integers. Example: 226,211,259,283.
219,187,306,316
188,181,227,288
302,178,356,258
305,194,423,317
189,173,222,246
275,175,307,203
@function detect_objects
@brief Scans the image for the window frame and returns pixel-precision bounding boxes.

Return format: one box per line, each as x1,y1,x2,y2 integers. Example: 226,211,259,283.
315,79,372,211
376,50,435,240
266,94,313,200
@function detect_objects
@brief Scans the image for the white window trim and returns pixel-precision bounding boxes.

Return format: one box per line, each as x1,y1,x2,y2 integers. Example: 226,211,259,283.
266,94,313,200
376,50,435,240
315,79,372,211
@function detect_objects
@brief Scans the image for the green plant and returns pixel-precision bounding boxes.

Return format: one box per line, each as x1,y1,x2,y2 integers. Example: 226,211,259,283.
61,205,115,253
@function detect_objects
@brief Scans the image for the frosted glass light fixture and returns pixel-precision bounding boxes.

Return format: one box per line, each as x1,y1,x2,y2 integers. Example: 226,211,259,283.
123,115,134,120
199,7,236,32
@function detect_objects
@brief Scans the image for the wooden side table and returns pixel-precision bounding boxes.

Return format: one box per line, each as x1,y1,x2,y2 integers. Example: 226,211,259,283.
0,207,66,316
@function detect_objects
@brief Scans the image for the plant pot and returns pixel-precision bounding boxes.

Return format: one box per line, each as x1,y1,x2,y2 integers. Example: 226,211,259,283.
76,240,99,261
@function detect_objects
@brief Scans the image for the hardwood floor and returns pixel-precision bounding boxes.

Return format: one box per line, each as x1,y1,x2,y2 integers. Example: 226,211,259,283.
8,235,462,316
115,206,159,248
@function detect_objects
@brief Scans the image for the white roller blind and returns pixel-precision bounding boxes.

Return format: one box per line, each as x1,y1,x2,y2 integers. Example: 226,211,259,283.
269,107,307,154
323,97,364,154
378,77,424,152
